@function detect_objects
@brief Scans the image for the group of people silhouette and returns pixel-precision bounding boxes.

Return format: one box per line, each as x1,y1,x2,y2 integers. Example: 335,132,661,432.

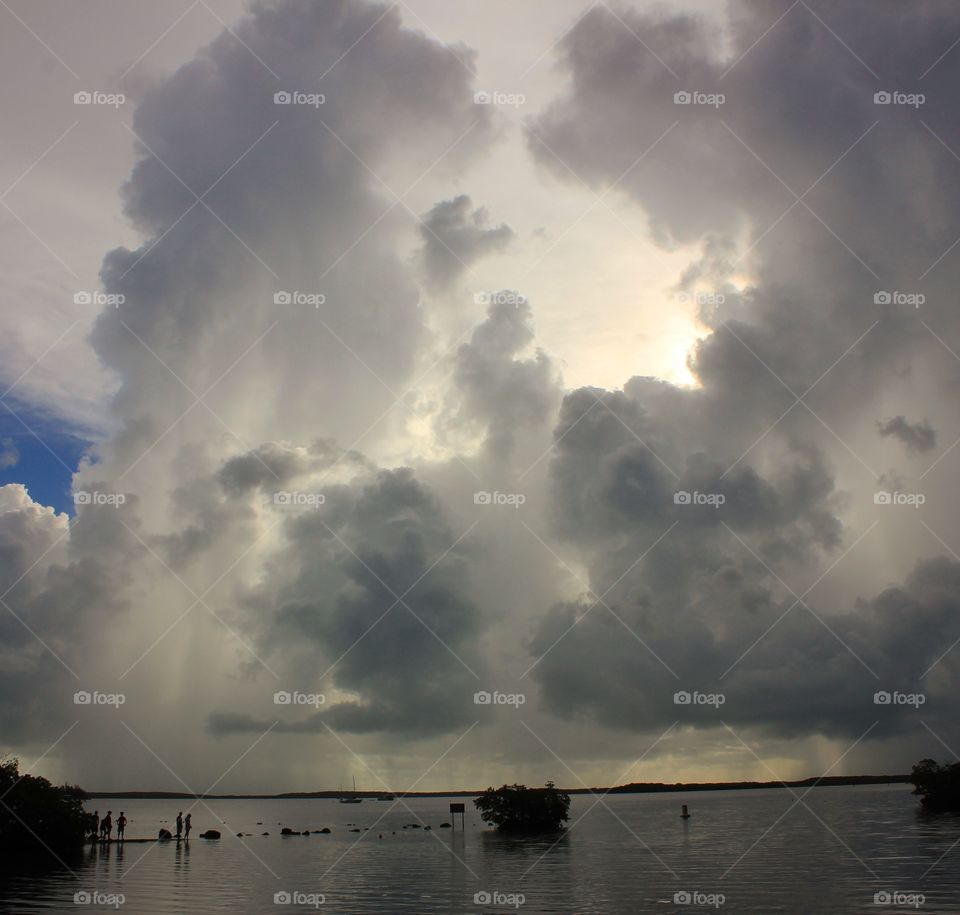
89,810,191,842
88,810,126,842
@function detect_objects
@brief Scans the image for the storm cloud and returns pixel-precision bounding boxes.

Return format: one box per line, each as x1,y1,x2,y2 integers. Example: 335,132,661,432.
3,0,960,791
521,0,960,765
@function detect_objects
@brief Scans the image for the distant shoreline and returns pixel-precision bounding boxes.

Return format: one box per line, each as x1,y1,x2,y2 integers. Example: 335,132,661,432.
88,774,910,800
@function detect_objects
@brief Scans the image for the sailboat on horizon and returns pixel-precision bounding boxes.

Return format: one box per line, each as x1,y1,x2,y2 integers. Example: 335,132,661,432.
338,776,362,803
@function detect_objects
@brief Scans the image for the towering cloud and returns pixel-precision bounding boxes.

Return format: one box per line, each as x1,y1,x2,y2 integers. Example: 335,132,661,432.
521,0,960,767
444,297,561,463
0,0,507,787
3,0,960,789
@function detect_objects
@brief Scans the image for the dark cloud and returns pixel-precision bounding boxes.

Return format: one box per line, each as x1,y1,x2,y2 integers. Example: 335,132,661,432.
211,467,486,737
441,296,561,463
0,0,501,784
418,195,514,290
877,415,937,454
521,0,960,757
531,543,960,744
7,0,960,789
217,440,370,495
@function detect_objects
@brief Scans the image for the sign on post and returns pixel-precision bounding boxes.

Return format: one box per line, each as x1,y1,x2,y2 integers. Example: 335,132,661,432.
449,802,465,831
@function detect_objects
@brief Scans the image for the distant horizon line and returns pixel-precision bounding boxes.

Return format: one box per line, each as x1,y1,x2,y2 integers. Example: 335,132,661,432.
86,773,911,799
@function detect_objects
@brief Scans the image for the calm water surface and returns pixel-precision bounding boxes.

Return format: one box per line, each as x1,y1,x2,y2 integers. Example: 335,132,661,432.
3,785,958,913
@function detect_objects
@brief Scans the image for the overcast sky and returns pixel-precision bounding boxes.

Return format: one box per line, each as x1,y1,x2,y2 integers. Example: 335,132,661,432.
2,0,960,794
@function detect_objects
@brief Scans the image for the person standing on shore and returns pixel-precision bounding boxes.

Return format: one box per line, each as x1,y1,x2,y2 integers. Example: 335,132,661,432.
101,811,112,842
90,810,99,839
175,811,183,840
117,812,127,842
184,813,191,840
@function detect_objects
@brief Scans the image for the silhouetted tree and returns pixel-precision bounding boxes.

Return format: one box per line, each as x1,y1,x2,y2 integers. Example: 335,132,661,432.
0,758,89,856
474,782,571,833
910,758,960,810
